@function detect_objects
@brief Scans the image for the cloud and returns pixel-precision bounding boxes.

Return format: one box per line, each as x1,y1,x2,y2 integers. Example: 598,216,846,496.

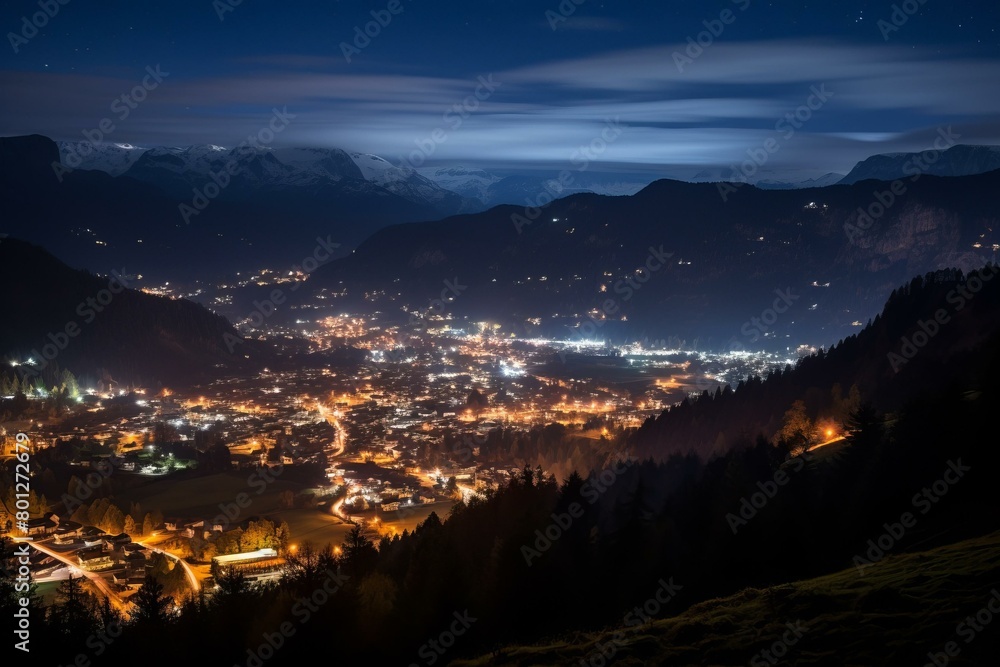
1,40,998,176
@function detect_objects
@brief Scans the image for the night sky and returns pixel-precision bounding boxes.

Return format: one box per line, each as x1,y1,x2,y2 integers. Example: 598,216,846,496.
2,0,999,177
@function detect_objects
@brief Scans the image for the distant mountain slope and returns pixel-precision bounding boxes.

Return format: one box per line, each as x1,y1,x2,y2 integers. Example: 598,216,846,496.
691,168,845,189
756,172,844,189
348,152,478,211
840,144,1000,184
0,135,464,279
56,139,473,215
309,171,1000,347
57,140,149,176
0,237,269,388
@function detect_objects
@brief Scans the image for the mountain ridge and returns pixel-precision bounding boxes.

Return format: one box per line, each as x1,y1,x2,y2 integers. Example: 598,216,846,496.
307,169,1000,347
840,144,1000,184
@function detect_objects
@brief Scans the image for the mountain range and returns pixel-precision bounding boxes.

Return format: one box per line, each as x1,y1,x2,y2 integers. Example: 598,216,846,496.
840,144,1000,184
1,135,465,280
307,168,1000,349
55,140,655,209
4,134,1000,306
55,137,1000,207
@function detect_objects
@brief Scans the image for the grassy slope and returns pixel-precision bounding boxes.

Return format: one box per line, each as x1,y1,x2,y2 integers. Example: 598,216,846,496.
453,531,1000,666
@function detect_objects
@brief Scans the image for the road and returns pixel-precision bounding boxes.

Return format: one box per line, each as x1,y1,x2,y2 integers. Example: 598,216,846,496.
14,538,127,612
331,496,355,525
316,402,347,459
807,435,847,452
136,539,200,593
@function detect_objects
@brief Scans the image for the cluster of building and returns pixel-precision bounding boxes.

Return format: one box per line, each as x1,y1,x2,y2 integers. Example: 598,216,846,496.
20,513,153,590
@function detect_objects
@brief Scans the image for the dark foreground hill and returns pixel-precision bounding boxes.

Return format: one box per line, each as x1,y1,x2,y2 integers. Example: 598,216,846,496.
453,531,1000,666
0,237,269,388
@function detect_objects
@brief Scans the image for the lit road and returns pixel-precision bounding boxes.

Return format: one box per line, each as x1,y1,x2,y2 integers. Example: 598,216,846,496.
14,538,127,612
329,416,346,458
331,497,355,524
807,435,847,452
316,402,347,459
136,539,201,592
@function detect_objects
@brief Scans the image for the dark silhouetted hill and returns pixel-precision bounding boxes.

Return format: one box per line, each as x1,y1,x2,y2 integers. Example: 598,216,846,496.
0,237,269,388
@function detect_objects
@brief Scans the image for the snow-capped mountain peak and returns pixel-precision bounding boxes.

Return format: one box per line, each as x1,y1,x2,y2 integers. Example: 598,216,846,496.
57,140,150,176
349,152,415,185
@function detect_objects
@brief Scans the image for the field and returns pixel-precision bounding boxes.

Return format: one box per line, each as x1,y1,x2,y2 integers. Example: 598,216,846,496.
114,471,302,519
34,580,62,606
266,508,354,548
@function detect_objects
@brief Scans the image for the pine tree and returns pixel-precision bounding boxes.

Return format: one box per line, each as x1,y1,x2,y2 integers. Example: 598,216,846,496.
129,574,172,626
71,502,90,525
340,524,378,578
48,575,98,641
100,505,125,534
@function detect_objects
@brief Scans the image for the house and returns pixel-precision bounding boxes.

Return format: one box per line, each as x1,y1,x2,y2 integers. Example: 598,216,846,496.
53,532,77,546
79,526,107,547
111,572,133,590
380,502,400,512
231,453,257,470
54,520,83,537
164,518,194,535
122,543,149,557
24,516,57,537
54,521,84,545
103,533,132,550
123,552,148,578
78,548,113,571
34,558,62,578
